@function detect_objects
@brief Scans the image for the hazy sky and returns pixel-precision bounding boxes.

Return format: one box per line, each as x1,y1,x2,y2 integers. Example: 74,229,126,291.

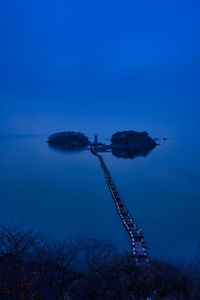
1,0,200,137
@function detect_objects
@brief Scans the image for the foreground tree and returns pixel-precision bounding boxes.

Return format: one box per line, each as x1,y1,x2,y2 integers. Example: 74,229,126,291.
0,223,200,299
0,222,42,259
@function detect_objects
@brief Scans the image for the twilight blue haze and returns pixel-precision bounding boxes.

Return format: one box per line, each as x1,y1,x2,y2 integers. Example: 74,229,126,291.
0,0,200,136
0,0,200,263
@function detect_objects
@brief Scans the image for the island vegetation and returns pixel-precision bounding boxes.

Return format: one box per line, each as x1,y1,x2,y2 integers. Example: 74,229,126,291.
48,131,89,151
110,130,157,159
0,222,199,300
111,130,157,148
48,130,159,159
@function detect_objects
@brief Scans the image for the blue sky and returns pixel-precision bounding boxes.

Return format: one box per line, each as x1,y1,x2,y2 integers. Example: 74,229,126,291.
1,0,200,137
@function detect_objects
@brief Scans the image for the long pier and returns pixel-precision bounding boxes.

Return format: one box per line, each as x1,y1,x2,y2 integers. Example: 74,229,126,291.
91,148,149,264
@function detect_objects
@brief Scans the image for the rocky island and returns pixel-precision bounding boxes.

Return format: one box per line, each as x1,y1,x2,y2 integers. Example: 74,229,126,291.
111,130,157,158
48,131,89,151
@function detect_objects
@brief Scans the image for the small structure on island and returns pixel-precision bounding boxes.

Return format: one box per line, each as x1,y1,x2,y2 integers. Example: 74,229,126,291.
94,135,98,146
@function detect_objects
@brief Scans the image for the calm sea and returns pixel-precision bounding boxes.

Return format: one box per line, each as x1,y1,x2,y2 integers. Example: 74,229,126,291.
0,135,200,263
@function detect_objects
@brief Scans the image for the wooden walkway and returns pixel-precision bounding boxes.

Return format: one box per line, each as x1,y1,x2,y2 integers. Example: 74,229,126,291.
91,148,149,265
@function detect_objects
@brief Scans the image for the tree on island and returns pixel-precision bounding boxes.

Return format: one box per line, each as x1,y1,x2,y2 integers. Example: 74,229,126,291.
110,131,157,159
111,130,157,148
48,131,89,151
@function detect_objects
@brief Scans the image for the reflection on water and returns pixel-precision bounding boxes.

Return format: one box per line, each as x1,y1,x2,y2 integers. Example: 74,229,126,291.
111,146,155,159
49,142,156,160
48,143,88,153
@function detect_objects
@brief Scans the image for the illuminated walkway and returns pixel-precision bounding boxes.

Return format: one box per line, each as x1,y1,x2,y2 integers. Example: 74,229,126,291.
91,148,149,264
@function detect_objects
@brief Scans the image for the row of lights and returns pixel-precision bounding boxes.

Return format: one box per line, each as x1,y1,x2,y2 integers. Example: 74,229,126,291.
98,153,148,262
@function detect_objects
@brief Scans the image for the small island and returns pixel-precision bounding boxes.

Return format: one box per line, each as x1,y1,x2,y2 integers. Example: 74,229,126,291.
48,130,158,158
48,131,89,151
111,130,157,148
110,130,157,159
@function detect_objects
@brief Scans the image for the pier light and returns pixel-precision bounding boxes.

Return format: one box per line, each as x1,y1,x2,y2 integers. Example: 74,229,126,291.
94,152,149,265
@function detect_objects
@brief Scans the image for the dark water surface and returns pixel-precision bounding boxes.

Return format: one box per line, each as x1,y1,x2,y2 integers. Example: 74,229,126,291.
0,135,200,263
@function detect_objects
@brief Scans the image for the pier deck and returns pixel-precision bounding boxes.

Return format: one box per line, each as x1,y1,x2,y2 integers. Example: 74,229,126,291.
91,148,149,264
